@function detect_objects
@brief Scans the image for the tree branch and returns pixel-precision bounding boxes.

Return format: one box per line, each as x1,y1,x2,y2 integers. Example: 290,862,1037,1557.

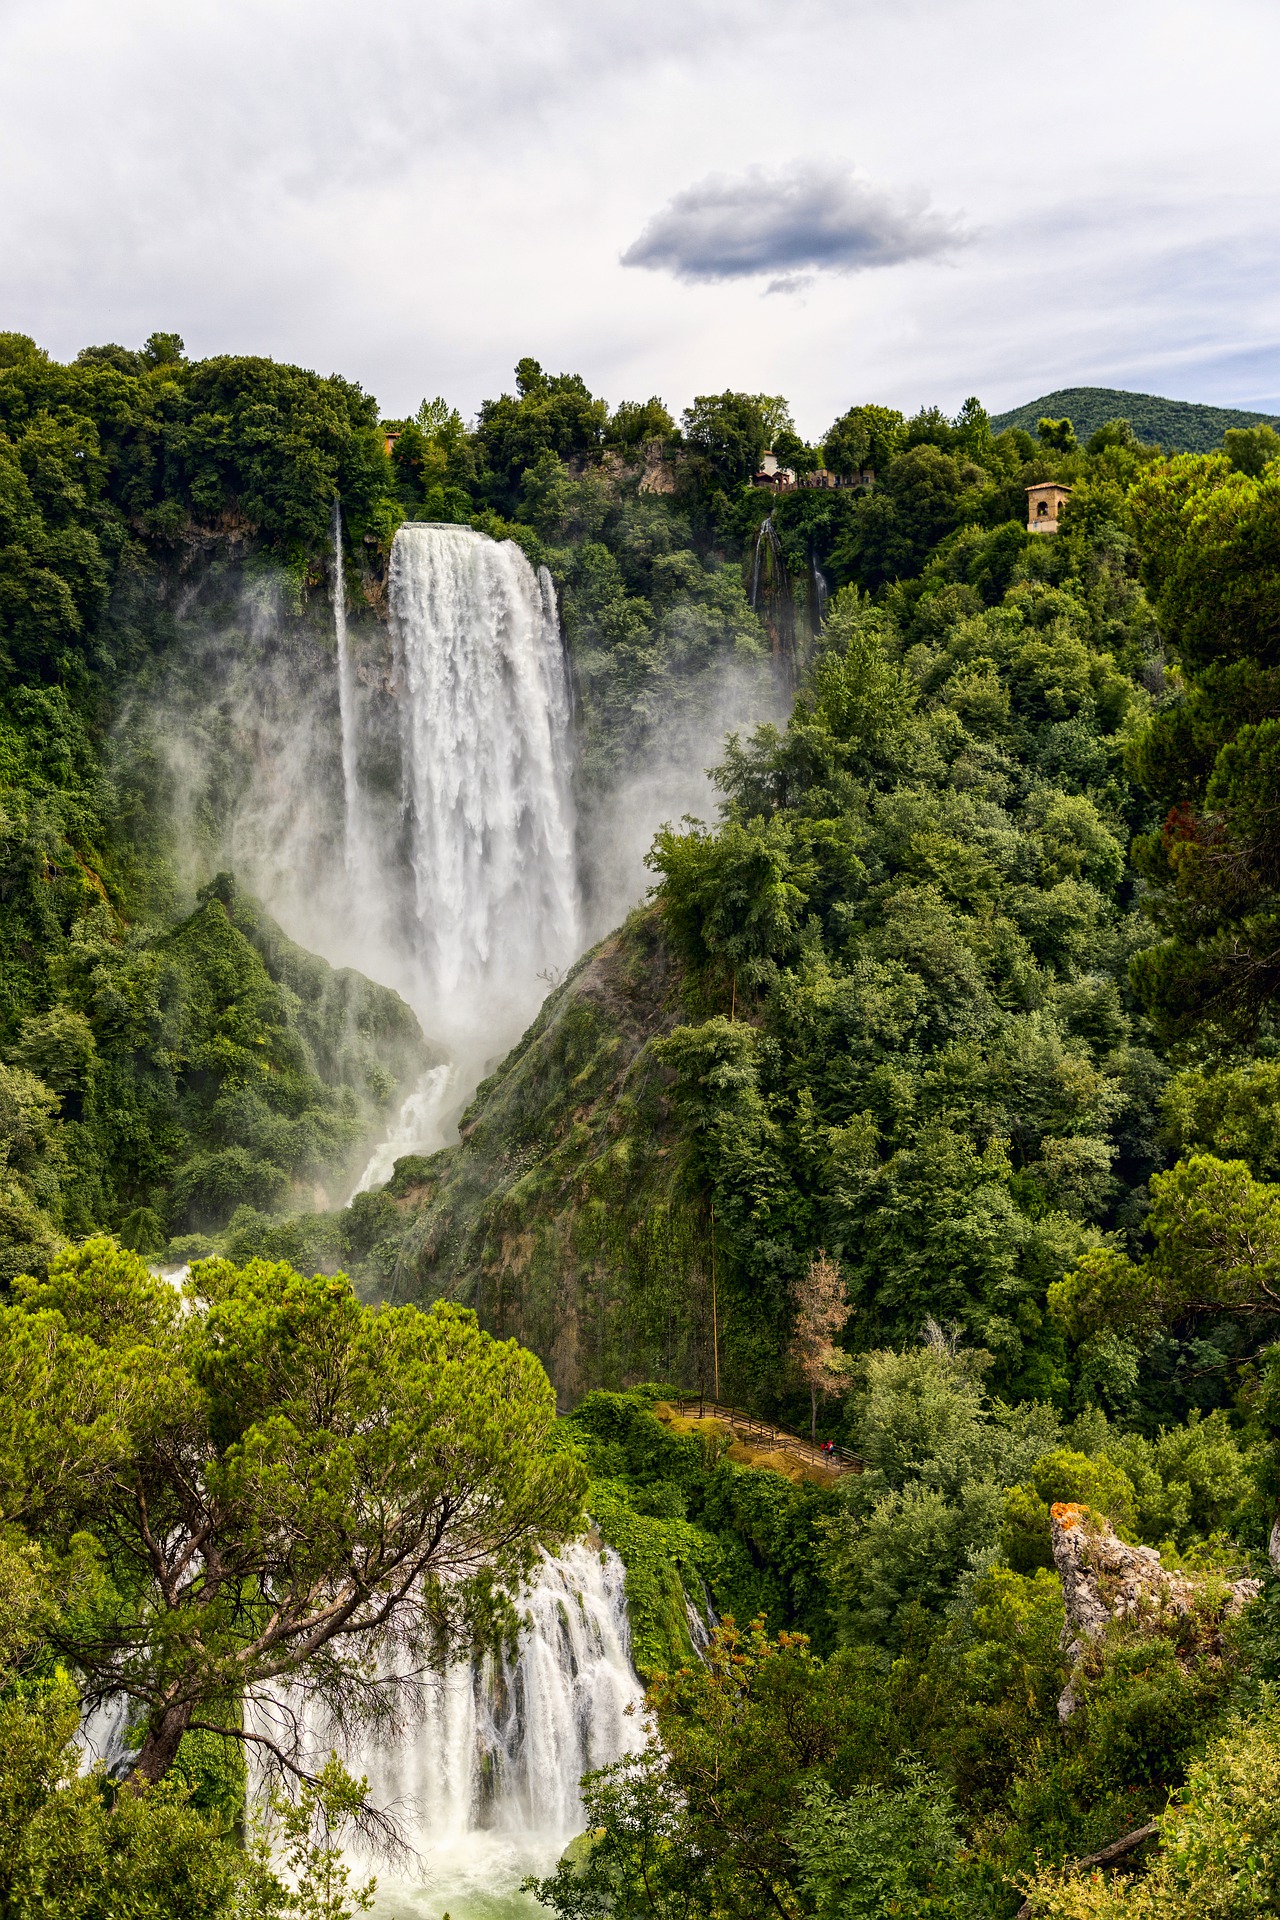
1014,1823,1159,1917
188,1720,412,1863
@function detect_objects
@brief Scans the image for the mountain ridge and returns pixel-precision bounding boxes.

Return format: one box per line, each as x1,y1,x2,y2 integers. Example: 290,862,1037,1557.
991,384,1280,452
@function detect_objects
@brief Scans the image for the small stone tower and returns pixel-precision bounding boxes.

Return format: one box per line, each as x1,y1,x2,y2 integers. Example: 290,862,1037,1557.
1027,481,1072,533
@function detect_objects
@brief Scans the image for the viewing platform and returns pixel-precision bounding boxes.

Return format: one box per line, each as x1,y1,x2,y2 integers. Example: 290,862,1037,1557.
665,1396,863,1476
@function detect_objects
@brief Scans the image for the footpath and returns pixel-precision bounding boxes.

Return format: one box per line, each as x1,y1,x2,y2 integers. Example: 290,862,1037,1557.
665,1397,863,1478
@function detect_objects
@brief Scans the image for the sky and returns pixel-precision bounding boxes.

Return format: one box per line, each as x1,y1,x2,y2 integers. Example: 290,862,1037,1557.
2,0,1278,437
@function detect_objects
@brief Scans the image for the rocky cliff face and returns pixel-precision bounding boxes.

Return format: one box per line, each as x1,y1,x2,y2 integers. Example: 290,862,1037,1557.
367,908,712,1401
1051,1501,1261,1723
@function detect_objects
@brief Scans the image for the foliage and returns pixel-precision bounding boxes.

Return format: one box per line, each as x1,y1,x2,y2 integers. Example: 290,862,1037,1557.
8,332,1280,1914
0,1238,583,1787
789,1770,962,1920
790,1250,852,1440
475,358,609,508
565,1389,840,1664
644,543,1154,1397
991,386,1280,453
1020,1695,1280,1916
0,871,428,1268
527,1616,952,1920
1124,452,1280,1037
0,1553,367,1920
250,1760,378,1920
1049,1154,1280,1343
822,404,906,480
0,1682,251,1920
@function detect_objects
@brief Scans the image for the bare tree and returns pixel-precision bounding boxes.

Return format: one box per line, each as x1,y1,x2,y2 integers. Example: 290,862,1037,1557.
790,1251,851,1444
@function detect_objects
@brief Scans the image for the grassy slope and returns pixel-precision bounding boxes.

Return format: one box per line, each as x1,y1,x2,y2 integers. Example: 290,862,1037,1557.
371,907,709,1400
991,385,1280,450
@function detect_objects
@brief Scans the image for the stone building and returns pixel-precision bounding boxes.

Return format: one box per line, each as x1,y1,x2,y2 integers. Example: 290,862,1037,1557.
752,453,865,492
1026,481,1072,533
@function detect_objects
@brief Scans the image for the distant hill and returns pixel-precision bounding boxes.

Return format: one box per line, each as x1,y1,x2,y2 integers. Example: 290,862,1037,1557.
990,386,1280,454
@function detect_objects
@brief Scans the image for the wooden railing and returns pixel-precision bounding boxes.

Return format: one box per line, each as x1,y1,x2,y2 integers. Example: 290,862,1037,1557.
671,1397,862,1475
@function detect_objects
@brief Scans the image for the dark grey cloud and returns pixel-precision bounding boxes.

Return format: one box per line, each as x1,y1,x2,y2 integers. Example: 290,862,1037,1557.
621,160,965,286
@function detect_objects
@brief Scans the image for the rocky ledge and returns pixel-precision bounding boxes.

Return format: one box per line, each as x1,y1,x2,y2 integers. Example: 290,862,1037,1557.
1050,1500,1262,1723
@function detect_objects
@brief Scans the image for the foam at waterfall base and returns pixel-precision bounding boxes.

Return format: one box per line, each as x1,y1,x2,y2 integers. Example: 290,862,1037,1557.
363,1833,565,1919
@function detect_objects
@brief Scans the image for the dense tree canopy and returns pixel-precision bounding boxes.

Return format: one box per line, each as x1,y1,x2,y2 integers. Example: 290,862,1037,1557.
5,328,1280,1916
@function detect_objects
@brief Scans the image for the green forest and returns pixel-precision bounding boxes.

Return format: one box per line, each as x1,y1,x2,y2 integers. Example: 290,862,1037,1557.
990,386,1280,454
3,323,1280,1916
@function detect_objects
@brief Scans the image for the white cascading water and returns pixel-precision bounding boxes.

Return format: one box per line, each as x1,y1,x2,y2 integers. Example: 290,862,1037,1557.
325,533,631,1913
391,523,579,1057
350,1060,455,1198
346,523,580,1188
317,1544,644,1918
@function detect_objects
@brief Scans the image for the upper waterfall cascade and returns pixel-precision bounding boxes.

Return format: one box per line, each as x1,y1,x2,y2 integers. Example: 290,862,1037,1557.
336,521,581,1183
389,523,580,1053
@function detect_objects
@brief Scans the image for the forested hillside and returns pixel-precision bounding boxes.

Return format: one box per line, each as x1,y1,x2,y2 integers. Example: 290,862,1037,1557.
366,403,1280,1436
365,392,1280,1916
5,327,1280,1915
992,384,1280,452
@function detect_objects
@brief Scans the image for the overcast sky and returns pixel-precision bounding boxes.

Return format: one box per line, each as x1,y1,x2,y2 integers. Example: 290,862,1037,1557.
2,0,1277,435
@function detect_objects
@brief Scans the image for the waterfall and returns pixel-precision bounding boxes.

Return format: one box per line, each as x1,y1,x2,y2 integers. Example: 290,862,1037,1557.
340,524,580,1191
332,500,361,872
750,513,797,685
390,524,580,1058
350,1061,454,1197
811,554,829,629
750,511,769,609
335,1543,645,1913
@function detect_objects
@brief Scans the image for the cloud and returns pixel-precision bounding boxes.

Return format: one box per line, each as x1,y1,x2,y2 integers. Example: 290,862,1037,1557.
1,0,1277,428
621,160,965,286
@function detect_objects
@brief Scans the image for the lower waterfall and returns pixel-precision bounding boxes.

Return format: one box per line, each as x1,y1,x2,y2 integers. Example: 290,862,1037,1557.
341,1543,644,1918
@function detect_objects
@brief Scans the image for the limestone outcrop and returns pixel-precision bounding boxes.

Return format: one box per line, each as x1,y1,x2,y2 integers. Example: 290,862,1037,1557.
1050,1500,1261,1723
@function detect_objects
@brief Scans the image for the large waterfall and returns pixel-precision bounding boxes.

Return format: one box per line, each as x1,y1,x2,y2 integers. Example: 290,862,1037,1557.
337,1544,644,1917
343,522,580,1180
390,524,579,1058
336,535,629,1906
141,516,746,1907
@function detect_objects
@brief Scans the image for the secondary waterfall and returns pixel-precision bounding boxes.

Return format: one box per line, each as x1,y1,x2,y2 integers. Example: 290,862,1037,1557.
338,1543,644,1916
749,512,797,685
391,523,580,1058
332,501,362,875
